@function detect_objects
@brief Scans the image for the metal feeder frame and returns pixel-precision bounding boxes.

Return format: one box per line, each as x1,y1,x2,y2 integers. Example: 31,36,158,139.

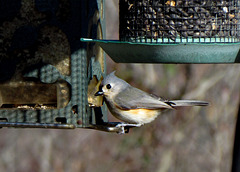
81,0,240,63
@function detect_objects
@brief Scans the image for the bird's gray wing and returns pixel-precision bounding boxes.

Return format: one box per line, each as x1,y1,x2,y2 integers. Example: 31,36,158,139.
113,86,173,110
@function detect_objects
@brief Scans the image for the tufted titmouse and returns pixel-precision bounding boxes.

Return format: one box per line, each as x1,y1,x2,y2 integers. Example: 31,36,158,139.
95,72,209,127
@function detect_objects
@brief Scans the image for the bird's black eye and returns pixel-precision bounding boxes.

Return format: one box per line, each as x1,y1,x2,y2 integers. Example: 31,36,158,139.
106,84,111,89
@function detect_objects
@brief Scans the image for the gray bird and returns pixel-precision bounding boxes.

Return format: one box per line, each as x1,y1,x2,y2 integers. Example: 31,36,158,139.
95,72,209,126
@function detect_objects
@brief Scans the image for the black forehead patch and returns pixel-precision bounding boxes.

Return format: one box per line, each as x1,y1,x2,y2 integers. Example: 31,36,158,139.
98,85,103,92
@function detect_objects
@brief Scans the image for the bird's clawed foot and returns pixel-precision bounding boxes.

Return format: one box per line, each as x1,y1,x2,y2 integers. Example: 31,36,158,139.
115,123,143,134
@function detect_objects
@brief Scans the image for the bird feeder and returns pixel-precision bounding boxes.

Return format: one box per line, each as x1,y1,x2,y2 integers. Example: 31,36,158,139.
82,0,240,63
0,0,121,131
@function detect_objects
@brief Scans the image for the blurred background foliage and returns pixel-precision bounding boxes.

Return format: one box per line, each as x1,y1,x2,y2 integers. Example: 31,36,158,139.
0,1,239,172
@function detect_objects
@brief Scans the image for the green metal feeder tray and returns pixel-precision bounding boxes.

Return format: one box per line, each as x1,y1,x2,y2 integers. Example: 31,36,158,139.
81,38,240,63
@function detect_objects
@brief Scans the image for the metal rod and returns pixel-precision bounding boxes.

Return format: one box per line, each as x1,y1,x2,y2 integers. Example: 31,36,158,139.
0,122,75,129
87,122,133,133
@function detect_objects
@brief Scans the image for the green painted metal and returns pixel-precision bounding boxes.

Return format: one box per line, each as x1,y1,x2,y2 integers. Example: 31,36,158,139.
81,38,240,63
0,1,107,130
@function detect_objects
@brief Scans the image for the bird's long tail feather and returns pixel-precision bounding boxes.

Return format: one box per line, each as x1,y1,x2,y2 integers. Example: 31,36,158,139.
168,100,209,107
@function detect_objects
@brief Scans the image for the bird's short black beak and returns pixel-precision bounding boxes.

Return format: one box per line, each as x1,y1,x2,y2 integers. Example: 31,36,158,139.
95,91,104,96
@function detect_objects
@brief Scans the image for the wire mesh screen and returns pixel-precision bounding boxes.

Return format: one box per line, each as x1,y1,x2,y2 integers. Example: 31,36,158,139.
119,0,240,43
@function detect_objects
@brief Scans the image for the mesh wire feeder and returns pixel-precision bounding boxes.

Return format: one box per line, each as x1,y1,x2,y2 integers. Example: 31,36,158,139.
119,0,240,43
0,0,107,129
